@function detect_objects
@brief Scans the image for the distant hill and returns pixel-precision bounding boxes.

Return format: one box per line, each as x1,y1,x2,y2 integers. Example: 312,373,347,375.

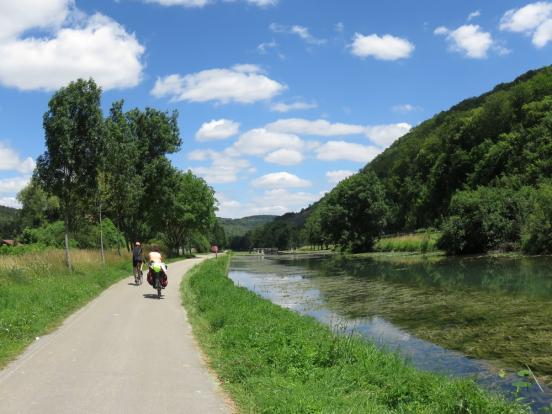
218,215,277,238
0,205,20,239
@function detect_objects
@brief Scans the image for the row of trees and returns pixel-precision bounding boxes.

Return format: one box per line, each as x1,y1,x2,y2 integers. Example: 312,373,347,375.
15,78,221,268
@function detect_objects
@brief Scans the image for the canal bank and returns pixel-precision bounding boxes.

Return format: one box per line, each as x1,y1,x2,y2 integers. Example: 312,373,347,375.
182,255,527,413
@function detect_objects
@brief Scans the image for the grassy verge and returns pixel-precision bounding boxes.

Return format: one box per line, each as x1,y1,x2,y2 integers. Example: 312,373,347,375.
181,256,527,413
375,232,442,253
0,249,131,367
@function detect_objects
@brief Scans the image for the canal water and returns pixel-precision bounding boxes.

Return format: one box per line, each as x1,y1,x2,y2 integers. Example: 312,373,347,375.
229,254,552,412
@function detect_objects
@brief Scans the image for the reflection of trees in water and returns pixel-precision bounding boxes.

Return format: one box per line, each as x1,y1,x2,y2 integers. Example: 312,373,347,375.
235,255,552,384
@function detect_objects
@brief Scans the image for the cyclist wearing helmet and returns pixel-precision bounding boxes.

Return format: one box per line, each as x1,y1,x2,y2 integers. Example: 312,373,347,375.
147,248,168,290
132,242,143,283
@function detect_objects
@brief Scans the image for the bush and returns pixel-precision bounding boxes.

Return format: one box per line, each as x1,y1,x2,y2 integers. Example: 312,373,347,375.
521,183,552,254
438,186,529,254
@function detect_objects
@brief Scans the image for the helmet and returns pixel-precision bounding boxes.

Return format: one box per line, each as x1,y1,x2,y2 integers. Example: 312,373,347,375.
135,241,141,246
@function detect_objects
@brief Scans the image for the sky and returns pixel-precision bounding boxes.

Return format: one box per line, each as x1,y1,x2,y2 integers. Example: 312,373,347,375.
0,0,551,218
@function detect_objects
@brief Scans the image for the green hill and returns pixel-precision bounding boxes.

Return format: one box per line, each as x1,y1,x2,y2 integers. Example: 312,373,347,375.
0,205,20,239
218,215,277,238
365,65,552,230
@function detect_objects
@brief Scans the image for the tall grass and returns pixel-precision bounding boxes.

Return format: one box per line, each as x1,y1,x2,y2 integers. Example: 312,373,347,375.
375,232,441,253
0,249,130,367
182,257,527,413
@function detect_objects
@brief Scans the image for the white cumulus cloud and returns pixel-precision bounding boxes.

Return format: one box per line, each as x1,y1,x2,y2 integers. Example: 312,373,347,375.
434,24,493,59
350,33,414,60
152,64,285,104
365,123,411,147
190,151,253,184
252,172,311,189
500,2,552,47
0,142,36,174
0,196,20,209
0,3,144,91
270,100,317,113
266,118,365,136
232,128,303,156
264,149,304,166
195,119,240,141
0,175,32,194
326,170,355,184
316,141,381,163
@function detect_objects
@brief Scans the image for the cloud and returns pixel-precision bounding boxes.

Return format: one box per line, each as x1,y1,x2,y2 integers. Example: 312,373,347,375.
270,100,318,113
0,3,144,91
364,123,411,147
392,104,420,113
195,119,240,141
500,2,552,47
270,23,326,45
232,128,303,156
152,64,285,104
467,10,481,21
266,118,365,136
265,118,410,147
252,172,311,188
0,142,35,174
257,40,278,54
316,141,381,163
190,151,253,184
434,24,493,58
335,22,345,33
326,170,355,184
264,149,304,166
0,175,31,193
349,33,414,60
0,197,20,209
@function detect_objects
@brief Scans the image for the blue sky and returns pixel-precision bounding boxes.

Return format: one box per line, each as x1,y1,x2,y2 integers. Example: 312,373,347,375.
0,0,551,217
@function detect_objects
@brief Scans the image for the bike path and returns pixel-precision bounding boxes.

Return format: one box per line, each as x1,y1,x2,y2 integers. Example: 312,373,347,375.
0,256,232,413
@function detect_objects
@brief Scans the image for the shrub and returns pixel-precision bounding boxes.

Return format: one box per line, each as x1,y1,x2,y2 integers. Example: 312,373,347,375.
521,183,552,254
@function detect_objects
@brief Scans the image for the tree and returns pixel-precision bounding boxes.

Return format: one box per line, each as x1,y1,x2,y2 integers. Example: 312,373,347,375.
158,169,217,255
17,179,60,230
319,171,390,252
35,79,104,270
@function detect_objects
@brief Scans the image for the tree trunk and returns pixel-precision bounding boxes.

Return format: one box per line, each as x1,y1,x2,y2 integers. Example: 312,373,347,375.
64,213,72,272
99,203,105,265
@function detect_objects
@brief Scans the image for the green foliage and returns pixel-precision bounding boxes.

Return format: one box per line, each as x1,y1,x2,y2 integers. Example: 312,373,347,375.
17,179,60,230
0,205,19,239
521,183,552,254
319,171,391,252
438,186,529,254
182,257,527,413
375,232,440,253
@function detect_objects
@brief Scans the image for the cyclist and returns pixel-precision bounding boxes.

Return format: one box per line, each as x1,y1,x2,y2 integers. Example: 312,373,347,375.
132,242,143,284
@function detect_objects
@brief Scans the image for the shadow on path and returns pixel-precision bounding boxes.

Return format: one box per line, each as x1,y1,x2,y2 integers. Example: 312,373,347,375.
143,293,164,300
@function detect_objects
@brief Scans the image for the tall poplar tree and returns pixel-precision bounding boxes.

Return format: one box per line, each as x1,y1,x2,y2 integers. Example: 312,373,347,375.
36,79,104,270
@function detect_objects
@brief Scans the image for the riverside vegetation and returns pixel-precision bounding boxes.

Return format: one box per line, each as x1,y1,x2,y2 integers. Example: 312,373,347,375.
182,256,527,413
0,249,130,367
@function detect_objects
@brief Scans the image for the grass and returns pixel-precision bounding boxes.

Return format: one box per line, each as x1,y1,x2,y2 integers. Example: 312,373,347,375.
181,256,527,413
375,232,442,253
0,249,131,367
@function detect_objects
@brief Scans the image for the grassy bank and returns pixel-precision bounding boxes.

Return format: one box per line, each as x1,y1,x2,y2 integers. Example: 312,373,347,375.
181,256,526,413
0,249,130,367
375,232,441,253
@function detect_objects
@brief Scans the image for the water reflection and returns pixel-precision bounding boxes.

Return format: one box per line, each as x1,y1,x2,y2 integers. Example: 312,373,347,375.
229,254,552,412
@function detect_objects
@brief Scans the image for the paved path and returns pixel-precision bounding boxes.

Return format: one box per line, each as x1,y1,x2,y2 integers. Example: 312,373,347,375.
0,256,232,414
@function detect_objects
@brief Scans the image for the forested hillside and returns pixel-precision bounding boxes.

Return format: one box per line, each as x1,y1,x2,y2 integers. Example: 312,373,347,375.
218,215,276,238
242,65,552,254
0,206,19,239
366,65,552,231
